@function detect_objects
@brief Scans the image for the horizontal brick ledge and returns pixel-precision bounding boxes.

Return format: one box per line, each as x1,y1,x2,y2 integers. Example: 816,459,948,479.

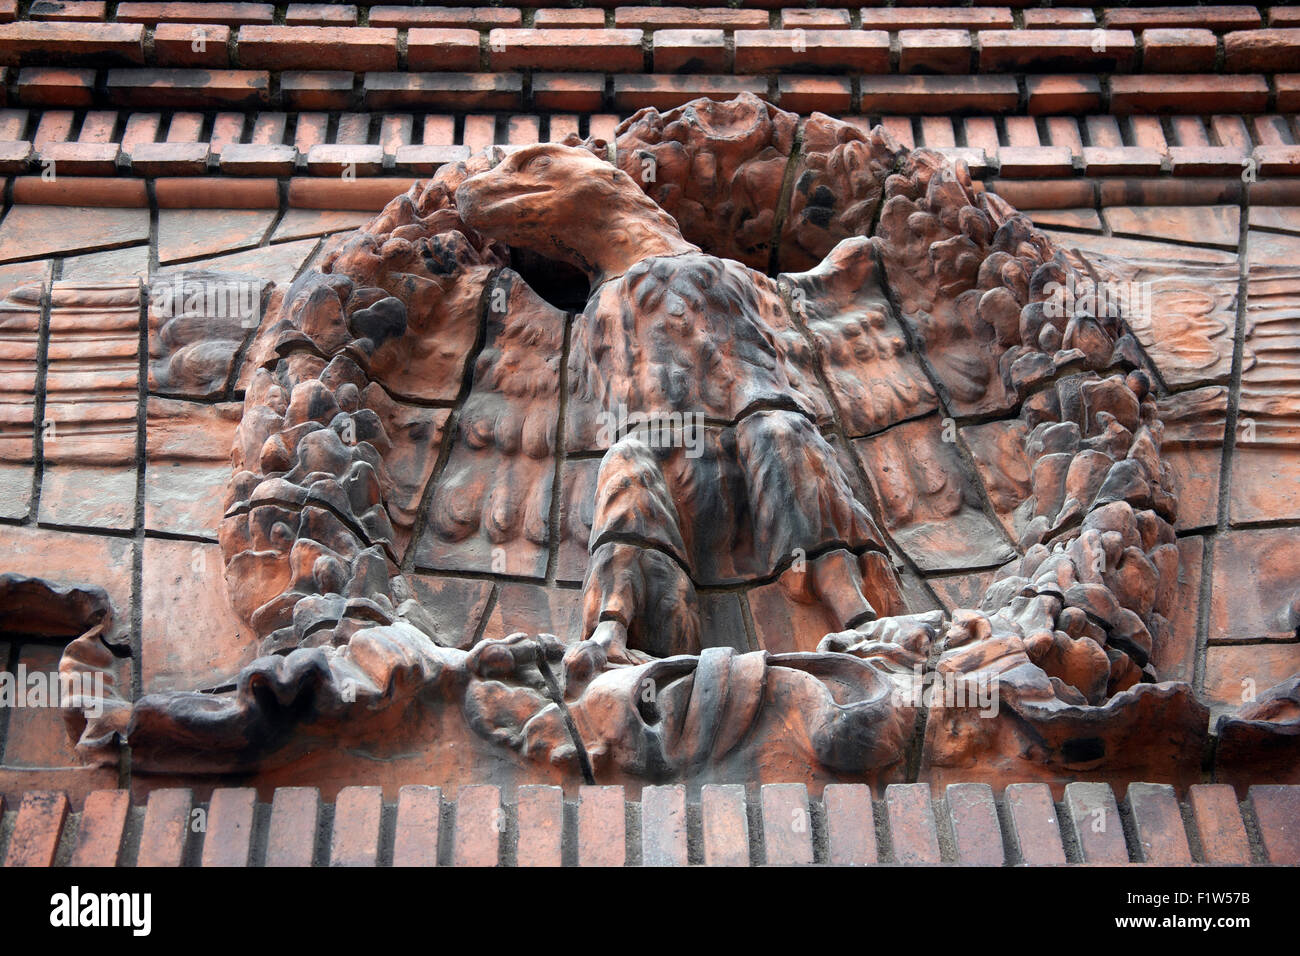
0,783,1289,866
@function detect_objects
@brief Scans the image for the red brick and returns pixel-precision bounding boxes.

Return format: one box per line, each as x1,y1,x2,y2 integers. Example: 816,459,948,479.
1125,783,1193,864
505,113,539,145
13,174,148,205
761,783,814,865
642,784,688,866
70,789,129,867
287,177,414,210
1169,146,1249,175
391,785,441,867
30,1,105,21
615,8,769,31
997,145,1074,177
782,9,851,29
237,26,398,72
1224,28,1300,72
946,783,1004,866
577,785,625,867
1249,785,1300,863
532,73,605,112
363,72,521,110
1277,73,1300,111
0,22,144,65
1004,783,1067,864
1098,176,1240,205
461,113,494,153
265,787,320,867
3,791,68,867
280,71,352,110
116,3,273,26
516,785,563,868
1110,75,1269,113
899,29,971,74
1082,146,1163,175
1273,7,1300,27
38,140,120,175
1065,782,1129,864
1023,8,1097,28
330,786,383,867
200,788,256,867
885,783,942,864
534,9,606,28
369,7,521,29
0,140,31,173
861,7,1014,31
823,784,877,865
218,142,296,175
453,784,501,867
131,141,208,175
735,29,889,73
0,0,12,22
136,788,192,868
153,22,231,67
105,68,269,108
653,29,727,73
488,29,642,73
1104,6,1263,31
859,75,1018,113
16,67,95,106
1025,74,1101,114
1187,784,1252,864
979,29,1136,72
613,75,767,112
285,3,356,26
407,28,480,72
1141,28,1218,73
778,76,851,113
700,784,749,867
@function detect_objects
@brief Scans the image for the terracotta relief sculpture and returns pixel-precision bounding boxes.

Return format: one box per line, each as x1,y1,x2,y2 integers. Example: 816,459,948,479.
51,95,1297,790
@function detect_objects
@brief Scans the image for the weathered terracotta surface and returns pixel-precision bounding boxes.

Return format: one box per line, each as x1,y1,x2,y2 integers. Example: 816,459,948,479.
2,95,1287,795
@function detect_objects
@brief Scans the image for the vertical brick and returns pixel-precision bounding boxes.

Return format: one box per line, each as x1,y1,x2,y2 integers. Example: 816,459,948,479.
422,115,455,145
701,784,749,867
121,112,160,153
1004,783,1067,865
578,785,625,867
506,114,539,146
1125,783,1192,865
886,783,942,864
391,785,441,867
265,787,320,867
516,785,563,868
330,786,383,867
761,783,813,865
1187,784,1251,865
946,783,1004,866
548,114,579,142
136,788,192,868
201,788,257,867
823,784,876,865
1065,782,1129,864
3,791,69,867
462,113,495,154
453,784,500,867
641,784,688,867
1248,785,1300,864
71,789,129,867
